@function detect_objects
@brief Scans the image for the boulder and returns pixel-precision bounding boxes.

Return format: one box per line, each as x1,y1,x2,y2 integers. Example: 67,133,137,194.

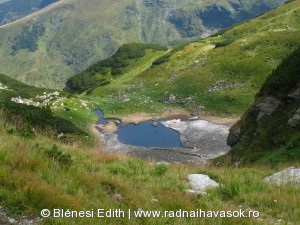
227,126,241,147
122,98,130,102
287,84,300,100
256,97,281,121
263,167,300,186
118,94,129,102
8,218,16,223
186,174,219,195
168,94,176,103
152,122,159,127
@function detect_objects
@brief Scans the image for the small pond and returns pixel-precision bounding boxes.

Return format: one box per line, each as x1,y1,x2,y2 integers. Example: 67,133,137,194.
95,110,183,148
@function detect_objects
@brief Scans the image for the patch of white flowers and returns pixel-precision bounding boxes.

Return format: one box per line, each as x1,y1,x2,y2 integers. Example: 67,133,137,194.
11,91,63,107
80,100,88,108
0,83,8,90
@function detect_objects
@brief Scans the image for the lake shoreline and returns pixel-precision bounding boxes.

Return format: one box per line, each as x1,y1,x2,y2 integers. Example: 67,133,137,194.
103,108,239,126
92,109,234,165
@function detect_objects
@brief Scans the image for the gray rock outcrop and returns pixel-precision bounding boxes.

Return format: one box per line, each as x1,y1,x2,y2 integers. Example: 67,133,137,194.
0,205,41,225
168,94,176,103
256,97,281,121
186,174,219,195
263,167,300,186
162,119,230,156
287,84,300,100
227,127,241,147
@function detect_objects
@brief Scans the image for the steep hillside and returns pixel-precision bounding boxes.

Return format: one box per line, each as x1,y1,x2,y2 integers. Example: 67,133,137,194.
227,47,300,165
65,43,168,93
0,0,286,88
66,0,300,117
0,0,57,25
0,73,87,141
0,73,51,100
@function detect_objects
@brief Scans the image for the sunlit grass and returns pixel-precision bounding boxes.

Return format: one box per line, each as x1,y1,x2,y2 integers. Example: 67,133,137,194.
0,120,299,224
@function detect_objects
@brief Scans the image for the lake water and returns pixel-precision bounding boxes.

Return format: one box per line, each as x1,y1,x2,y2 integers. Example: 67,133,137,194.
95,110,183,148
95,109,108,124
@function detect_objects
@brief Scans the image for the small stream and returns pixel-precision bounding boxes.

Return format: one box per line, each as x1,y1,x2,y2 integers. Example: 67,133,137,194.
95,110,183,148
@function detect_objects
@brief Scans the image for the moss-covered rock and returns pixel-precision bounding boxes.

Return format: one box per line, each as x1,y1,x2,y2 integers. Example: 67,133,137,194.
226,47,300,165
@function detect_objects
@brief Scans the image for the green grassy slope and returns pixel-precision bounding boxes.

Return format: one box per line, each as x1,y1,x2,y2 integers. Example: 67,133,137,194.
225,47,300,165
69,0,300,117
0,73,49,100
64,44,168,94
0,119,299,224
0,0,286,88
0,73,89,141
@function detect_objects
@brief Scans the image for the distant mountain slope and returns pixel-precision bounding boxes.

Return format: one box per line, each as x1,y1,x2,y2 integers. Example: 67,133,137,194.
0,0,286,88
226,47,300,165
65,0,300,117
0,0,57,26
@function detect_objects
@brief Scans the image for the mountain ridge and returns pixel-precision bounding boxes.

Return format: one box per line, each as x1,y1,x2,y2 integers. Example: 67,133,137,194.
0,0,286,88
63,0,300,118
0,0,58,26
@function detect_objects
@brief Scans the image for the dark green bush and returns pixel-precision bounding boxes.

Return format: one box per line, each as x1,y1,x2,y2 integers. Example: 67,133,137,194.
258,47,300,98
152,54,171,65
0,101,83,135
65,43,167,93
214,39,235,48
151,164,168,176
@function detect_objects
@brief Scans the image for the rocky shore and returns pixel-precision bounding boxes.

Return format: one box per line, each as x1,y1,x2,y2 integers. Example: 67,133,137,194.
94,114,232,165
